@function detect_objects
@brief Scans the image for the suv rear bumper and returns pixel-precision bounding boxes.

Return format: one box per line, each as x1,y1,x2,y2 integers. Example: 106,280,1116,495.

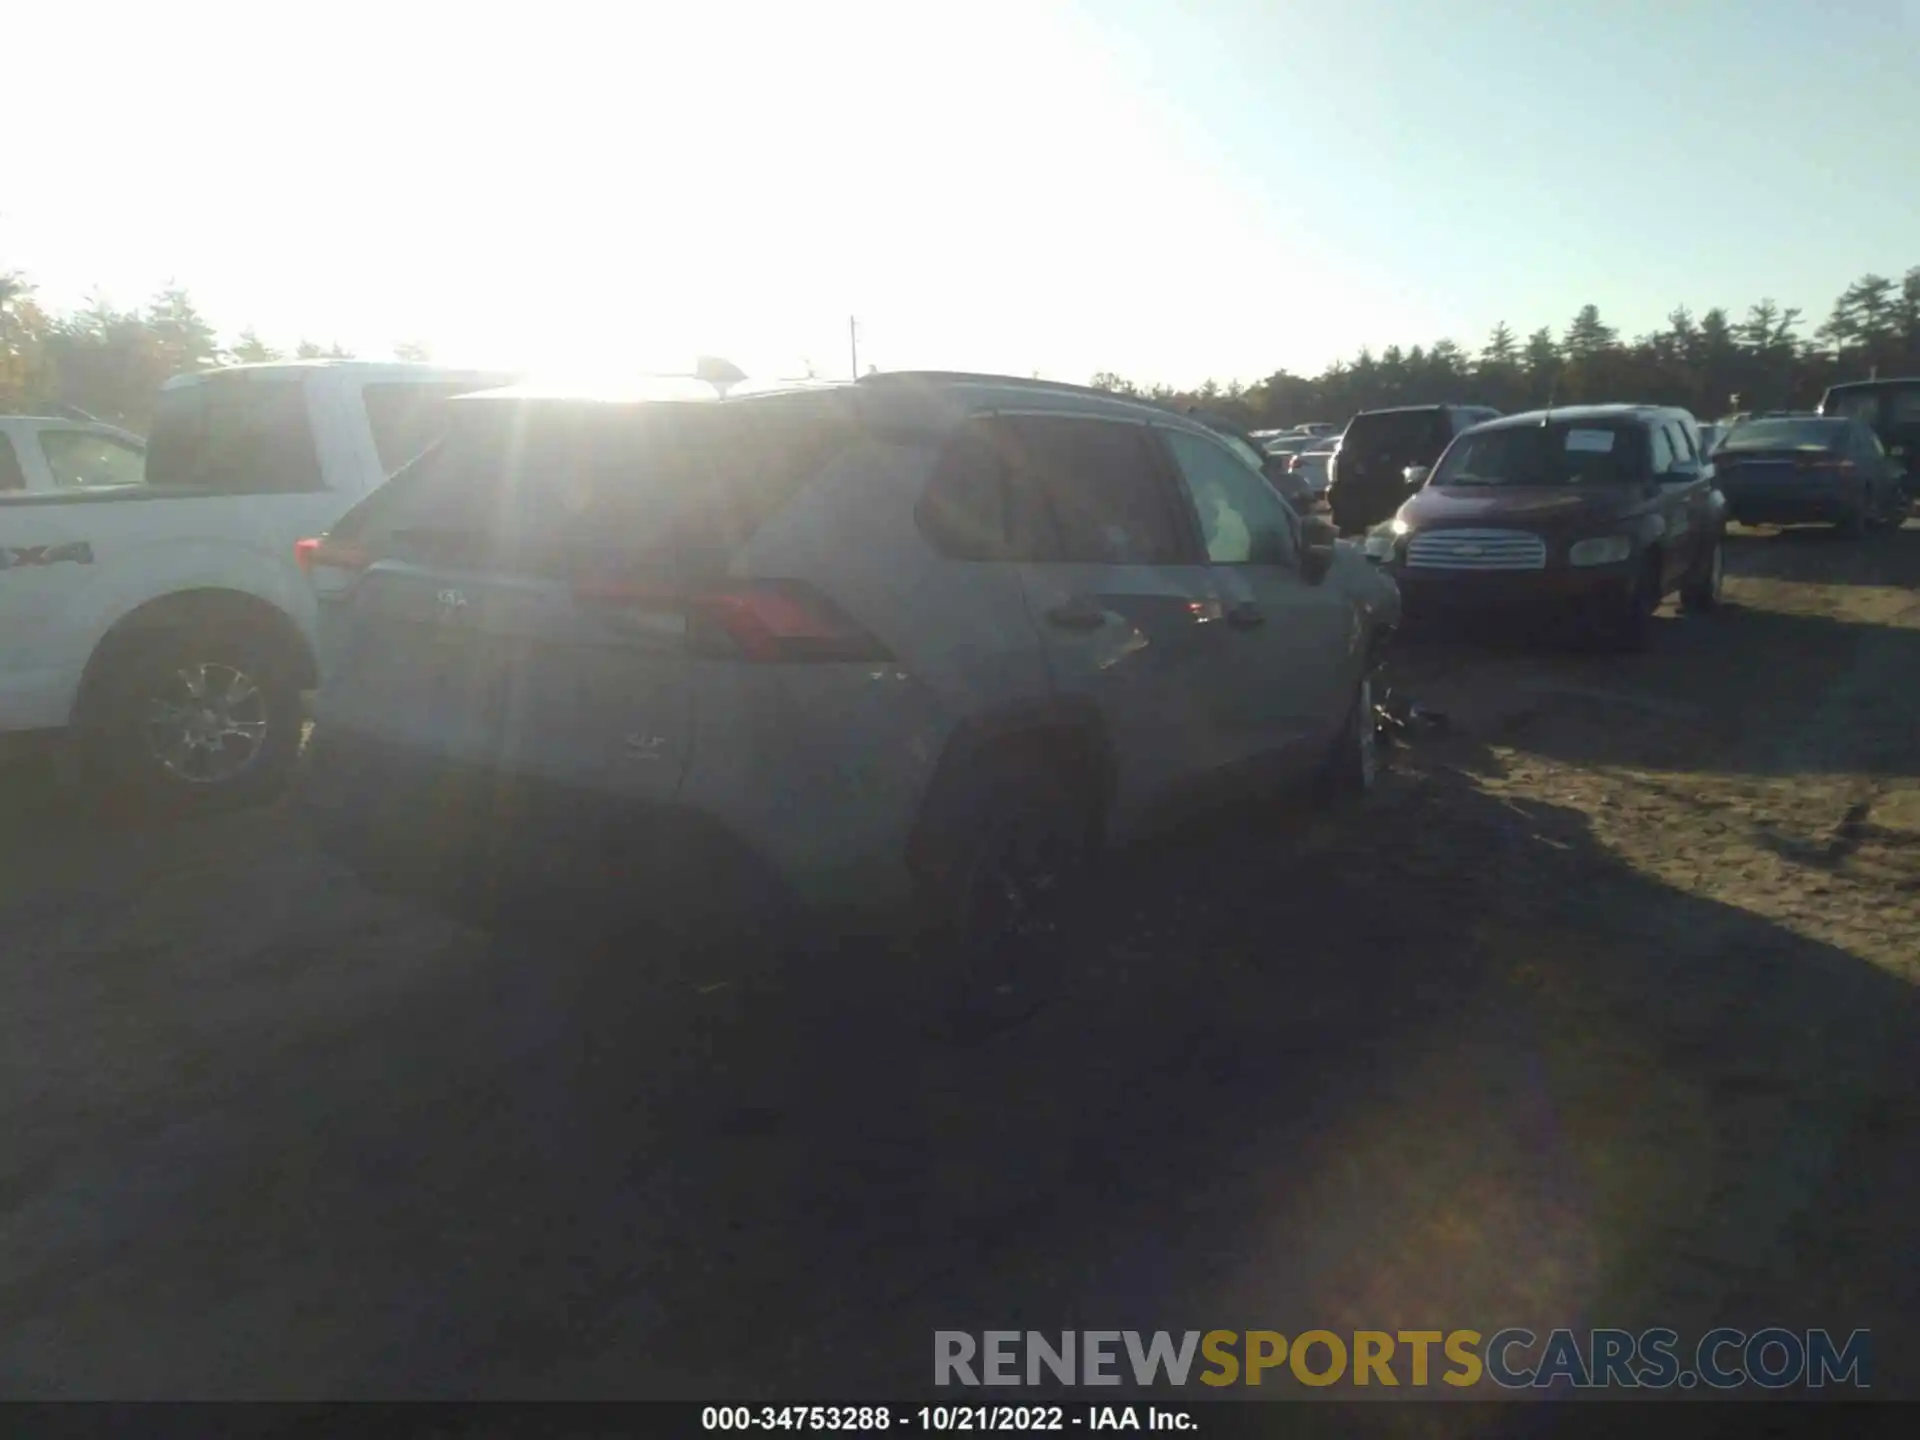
298,730,803,938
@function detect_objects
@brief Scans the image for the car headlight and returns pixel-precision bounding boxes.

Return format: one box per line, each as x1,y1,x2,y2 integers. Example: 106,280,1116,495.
1362,518,1409,561
1568,535,1633,566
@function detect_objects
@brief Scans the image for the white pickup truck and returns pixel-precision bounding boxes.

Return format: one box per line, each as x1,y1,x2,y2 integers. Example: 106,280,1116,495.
0,361,509,804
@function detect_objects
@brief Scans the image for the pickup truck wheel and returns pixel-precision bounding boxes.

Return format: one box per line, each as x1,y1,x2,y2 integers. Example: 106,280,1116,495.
85,626,302,809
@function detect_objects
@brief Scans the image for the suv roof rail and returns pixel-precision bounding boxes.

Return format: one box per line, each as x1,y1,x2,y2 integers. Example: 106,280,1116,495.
857,370,1142,404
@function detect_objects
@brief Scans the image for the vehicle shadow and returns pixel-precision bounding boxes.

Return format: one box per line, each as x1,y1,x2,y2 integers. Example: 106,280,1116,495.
1380,592,1920,781
1723,518,1920,588
5,760,1912,1402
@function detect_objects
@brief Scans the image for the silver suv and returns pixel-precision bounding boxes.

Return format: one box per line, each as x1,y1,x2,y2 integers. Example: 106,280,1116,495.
299,372,1400,963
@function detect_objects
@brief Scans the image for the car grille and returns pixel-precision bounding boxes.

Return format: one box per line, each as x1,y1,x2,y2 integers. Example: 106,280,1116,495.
1405,528,1547,571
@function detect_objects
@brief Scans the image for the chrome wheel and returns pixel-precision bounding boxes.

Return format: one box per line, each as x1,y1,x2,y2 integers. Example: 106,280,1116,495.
143,662,271,785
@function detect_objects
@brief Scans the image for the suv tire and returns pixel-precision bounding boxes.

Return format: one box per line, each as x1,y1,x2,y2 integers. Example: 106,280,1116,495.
1680,533,1724,612
916,751,1095,1037
1318,676,1378,799
83,623,303,810
1591,553,1661,652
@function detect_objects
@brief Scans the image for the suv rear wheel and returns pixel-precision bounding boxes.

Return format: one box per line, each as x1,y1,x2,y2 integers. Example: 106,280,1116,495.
916,752,1096,1037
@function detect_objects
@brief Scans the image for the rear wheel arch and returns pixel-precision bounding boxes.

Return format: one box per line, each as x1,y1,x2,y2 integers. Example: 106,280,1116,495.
74,588,317,724
907,701,1115,878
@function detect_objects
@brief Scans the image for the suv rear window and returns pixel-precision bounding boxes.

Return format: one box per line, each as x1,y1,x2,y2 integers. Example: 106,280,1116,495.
352,396,855,574
1431,420,1650,486
918,415,1189,565
1344,408,1450,455
145,376,324,493
1721,418,1847,451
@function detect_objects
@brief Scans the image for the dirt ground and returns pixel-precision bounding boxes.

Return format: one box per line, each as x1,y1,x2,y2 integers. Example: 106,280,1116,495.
2,523,1915,1403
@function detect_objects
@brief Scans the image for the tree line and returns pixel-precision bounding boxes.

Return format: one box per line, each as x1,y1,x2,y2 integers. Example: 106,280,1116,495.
5,262,1917,435
1090,265,1920,429
0,273,431,430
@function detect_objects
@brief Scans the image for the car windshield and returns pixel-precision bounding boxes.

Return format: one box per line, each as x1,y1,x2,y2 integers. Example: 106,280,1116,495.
1431,420,1646,486
1721,418,1845,451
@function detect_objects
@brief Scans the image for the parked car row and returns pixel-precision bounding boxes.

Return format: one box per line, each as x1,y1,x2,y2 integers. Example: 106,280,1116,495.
5,361,1911,999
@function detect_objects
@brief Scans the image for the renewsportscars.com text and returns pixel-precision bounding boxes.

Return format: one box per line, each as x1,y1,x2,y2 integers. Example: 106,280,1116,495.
935,1328,1871,1390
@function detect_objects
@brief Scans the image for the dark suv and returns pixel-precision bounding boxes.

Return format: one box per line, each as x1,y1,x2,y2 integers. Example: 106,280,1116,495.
1820,377,1919,503
1327,403,1501,535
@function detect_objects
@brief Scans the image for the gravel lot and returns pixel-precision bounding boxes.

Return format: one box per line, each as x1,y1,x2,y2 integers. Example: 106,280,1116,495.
3,523,1916,1401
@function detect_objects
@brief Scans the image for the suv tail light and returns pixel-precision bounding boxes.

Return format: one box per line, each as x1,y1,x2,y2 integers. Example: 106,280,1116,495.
295,537,372,575
572,573,891,663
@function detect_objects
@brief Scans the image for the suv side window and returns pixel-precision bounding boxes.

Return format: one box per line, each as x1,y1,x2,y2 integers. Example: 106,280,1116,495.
38,429,147,490
1649,421,1677,475
992,415,1192,565
0,435,25,492
1665,419,1698,469
918,424,1013,560
1161,426,1298,566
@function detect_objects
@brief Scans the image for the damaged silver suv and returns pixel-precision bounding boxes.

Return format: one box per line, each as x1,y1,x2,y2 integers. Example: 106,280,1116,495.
298,371,1399,971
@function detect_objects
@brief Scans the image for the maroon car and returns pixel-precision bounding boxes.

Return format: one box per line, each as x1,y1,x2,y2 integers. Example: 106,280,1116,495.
1365,405,1728,649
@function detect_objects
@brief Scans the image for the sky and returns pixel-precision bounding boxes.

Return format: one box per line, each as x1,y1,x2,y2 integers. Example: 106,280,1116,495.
6,0,1917,389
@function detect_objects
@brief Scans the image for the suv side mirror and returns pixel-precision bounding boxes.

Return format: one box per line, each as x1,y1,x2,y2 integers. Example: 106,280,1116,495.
1300,515,1338,583
1403,464,1431,489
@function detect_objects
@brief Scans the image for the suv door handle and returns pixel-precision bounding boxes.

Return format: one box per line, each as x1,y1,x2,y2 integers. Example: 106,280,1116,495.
1226,603,1265,629
1044,598,1106,632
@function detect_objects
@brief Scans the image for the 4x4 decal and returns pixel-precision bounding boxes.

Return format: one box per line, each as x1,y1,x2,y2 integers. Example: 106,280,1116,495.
1,541,94,570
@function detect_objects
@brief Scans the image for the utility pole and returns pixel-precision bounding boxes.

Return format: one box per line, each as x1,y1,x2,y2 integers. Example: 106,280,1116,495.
849,316,860,379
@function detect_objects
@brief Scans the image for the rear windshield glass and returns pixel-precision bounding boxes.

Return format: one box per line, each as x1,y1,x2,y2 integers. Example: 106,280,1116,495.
360,396,855,571
1822,389,1881,423
1431,421,1648,486
1344,409,1448,452
145,377,323,493
1721,418,1845,451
